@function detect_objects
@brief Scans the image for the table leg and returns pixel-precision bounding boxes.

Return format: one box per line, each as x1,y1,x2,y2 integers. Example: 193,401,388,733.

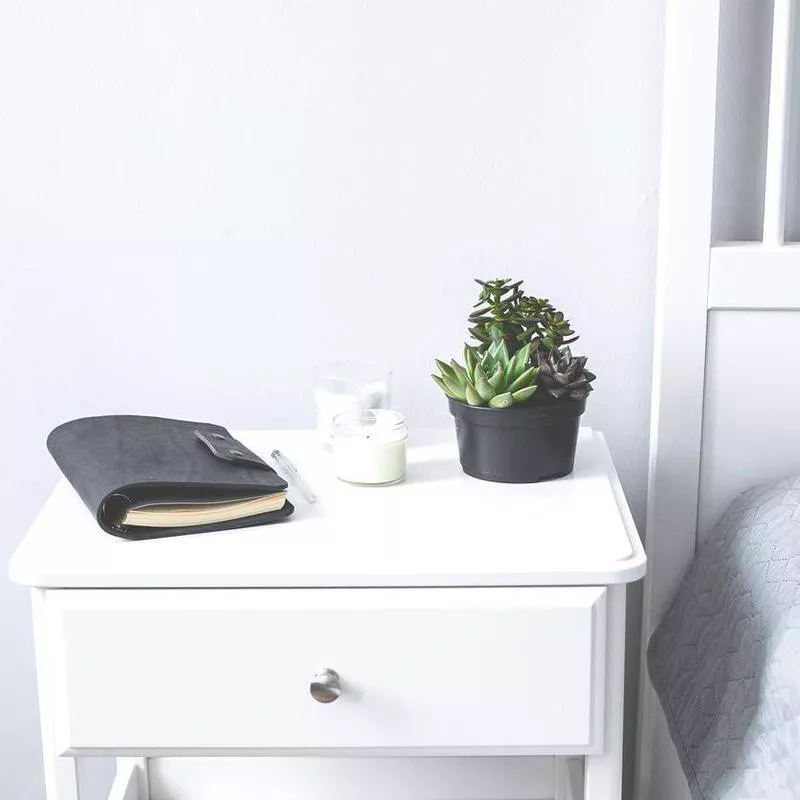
584,585,626,800
32,589,80,800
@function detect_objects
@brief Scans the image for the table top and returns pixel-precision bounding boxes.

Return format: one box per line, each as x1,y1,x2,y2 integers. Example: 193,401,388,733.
9,427,645,589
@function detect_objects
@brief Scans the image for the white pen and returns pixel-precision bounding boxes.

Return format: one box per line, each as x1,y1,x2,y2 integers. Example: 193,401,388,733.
271,449,318,504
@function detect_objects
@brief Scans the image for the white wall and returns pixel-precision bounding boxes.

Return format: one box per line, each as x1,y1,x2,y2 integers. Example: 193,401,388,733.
0,2,664,797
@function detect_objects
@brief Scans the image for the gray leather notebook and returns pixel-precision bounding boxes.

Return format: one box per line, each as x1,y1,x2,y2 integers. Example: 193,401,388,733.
47,415,294,539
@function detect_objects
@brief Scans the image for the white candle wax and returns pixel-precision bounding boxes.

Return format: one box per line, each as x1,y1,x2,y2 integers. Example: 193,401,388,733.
331,410,407,485
333,436,407,485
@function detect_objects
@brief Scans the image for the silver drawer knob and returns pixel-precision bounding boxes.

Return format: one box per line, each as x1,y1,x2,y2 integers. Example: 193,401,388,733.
310,668,342,704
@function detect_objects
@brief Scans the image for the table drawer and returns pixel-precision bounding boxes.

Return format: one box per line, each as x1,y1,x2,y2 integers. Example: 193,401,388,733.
45,587,606,755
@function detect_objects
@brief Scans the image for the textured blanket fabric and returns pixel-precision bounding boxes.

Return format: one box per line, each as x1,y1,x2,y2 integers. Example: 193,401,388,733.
648,477,800,800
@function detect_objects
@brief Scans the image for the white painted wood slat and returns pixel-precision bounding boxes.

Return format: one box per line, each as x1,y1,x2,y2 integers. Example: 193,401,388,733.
635,0,722,797
763,0,795,245
709,245,800,308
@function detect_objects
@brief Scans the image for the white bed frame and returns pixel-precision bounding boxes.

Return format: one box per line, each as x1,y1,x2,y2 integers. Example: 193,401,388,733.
635,1,800,798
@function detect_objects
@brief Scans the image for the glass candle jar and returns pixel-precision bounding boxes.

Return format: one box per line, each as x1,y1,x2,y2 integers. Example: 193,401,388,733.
331,410,407,485
314,361,392,445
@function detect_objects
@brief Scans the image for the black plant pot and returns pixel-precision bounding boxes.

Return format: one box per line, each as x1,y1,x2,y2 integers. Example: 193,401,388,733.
448,396,587,483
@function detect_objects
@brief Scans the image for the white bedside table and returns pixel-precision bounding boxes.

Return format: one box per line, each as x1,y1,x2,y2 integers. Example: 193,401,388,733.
10,428,645,800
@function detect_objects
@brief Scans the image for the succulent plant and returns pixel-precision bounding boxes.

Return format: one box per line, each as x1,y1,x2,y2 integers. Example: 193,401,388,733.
432,277,595,409
537,346,596,401
468,278,578,356
431,334,539,408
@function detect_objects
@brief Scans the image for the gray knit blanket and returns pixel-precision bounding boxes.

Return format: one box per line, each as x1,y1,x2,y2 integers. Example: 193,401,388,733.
648,476,800,799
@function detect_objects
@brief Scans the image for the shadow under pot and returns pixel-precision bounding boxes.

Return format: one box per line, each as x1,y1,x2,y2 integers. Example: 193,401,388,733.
447,396,587,483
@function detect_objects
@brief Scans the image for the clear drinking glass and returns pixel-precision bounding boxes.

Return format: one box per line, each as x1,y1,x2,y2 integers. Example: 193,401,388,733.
314,361,392,444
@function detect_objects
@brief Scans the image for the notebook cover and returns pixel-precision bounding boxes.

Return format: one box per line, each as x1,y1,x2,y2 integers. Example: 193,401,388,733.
47,415,294,540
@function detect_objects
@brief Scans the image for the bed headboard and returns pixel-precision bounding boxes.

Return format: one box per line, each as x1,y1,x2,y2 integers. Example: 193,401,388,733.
637,0,800,796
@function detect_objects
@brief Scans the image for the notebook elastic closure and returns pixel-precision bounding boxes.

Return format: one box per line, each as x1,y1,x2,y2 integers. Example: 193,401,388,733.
194,429,272,470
